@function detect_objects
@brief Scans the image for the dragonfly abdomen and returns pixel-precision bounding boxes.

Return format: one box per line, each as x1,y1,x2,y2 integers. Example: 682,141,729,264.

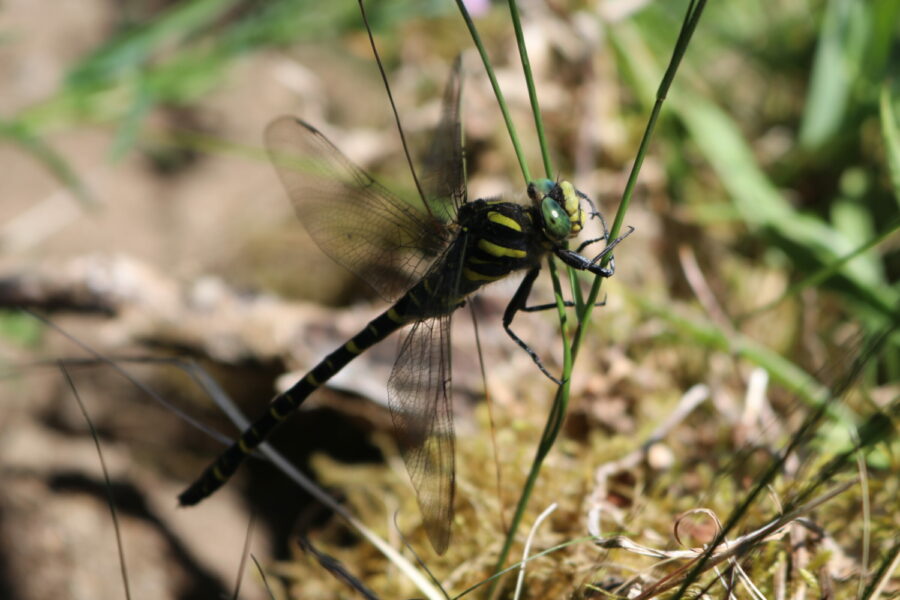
178,305,409,506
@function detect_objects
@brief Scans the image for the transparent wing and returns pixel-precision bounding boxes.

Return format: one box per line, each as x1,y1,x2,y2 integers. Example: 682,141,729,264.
420,56,466,223
265,117,450,301
388,313,455,555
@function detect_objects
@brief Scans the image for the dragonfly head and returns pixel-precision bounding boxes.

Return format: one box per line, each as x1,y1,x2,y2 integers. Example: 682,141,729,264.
527,179,588,243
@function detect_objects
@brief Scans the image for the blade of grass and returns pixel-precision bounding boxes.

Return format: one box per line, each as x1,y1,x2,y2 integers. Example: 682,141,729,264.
478,1,572,591
58,363,132,600
453,0,531,183
623,291,860,420
740,216,900,319
66,0,241,87
0,120,94,208
881,85,900,202
798,0,868,149
504,0,588,322
611,20,898,321
505,0,552,179
15,1,421,144
573,0,708,358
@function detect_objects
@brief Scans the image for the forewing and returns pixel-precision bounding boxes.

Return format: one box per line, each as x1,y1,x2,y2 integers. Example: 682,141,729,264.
421,57,466,223
265,117,449,301
388,315,455,555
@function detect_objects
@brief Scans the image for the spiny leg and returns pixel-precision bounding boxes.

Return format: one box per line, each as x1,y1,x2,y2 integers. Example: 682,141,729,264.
573,236,616,276
521,295,608,313
575,236,606,253
555,247,615,277
589,225,634,267
502,267,561,385
555,225,635,277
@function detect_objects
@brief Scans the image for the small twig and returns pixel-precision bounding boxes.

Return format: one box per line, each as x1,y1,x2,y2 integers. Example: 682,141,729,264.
58,363,132,600
628,479,858,600
231,511,256,600
865,544,900,600
513,503,557,600
678,243,733,333
298,535,381,600
250,555,277,600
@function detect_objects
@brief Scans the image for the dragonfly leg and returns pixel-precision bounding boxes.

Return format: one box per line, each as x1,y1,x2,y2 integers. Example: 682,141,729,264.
555,247,615,277
521,294,607,313
575,236,606,254
503,267,562,385
556,225,635,277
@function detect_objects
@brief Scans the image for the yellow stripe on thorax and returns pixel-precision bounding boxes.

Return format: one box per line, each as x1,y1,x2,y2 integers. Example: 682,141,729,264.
487,211,522,232
463,267,506,282
478,239,526,259
345,340,362,354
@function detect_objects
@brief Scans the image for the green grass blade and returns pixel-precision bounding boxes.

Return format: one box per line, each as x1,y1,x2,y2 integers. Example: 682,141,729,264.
574,0,707,360
110,77,153,161
881,85,900,202
15,1,408,144
505,0,552,178
454,0,531,183
743,216,900,318
67,0,241,87
0,119,94,207
679,96,897,315
798,0,868,149
610,22,898,321
485,1,709,593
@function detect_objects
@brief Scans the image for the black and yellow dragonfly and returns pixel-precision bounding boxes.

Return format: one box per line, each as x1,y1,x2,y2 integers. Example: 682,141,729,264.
179,59,623,554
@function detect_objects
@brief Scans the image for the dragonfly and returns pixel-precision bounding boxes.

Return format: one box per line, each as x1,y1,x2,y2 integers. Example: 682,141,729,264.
178,58,625,554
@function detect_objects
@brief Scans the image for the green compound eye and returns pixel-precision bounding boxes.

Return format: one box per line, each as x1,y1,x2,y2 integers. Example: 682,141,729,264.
541,197,572,240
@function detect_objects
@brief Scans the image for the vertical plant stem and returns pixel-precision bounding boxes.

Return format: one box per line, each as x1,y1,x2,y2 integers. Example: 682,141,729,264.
573,0,707,362
457,1,708,594
481,2,575,593
454,0,531,183
486,252,574,597
506,0,553,178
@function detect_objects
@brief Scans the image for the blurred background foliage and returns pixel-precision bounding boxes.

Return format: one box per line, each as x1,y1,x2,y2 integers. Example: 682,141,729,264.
3,0,896,333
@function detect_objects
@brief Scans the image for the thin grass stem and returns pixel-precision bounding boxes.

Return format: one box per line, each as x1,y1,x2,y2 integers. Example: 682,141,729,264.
574,0,707,362
506,0,553,178
454,0,531,183
469,1,707,591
